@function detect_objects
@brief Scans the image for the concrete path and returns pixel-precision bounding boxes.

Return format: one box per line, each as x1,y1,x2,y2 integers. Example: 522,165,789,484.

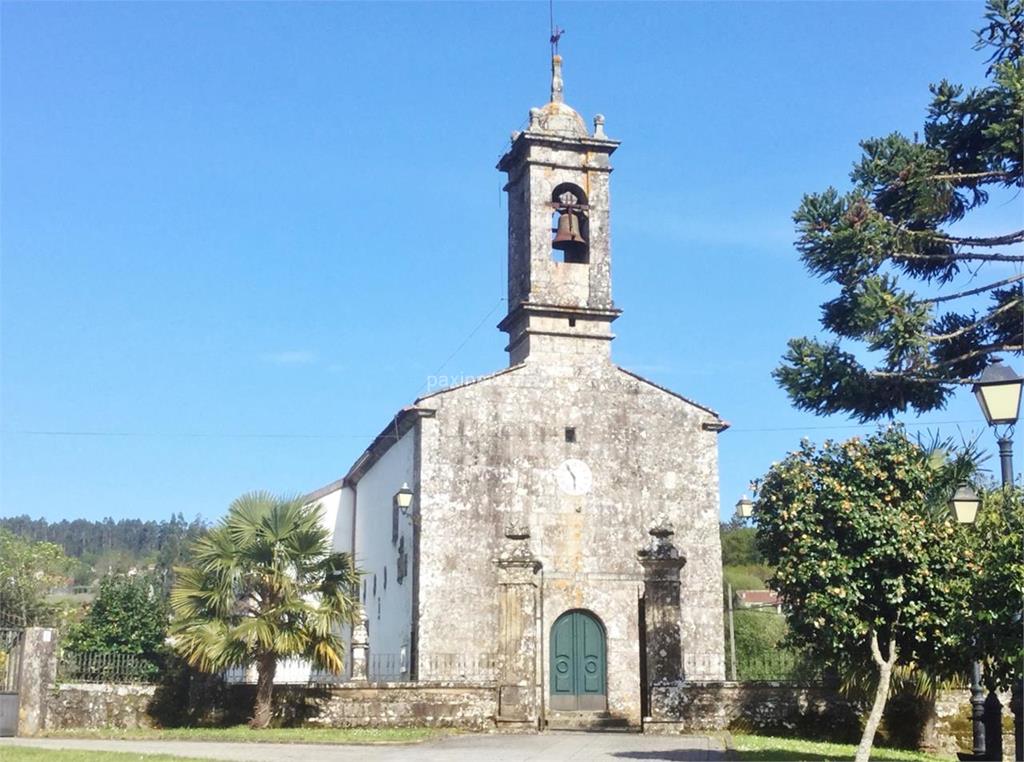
1,732,729,761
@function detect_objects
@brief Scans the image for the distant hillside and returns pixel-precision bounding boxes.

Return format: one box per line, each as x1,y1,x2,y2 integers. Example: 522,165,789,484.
0,513,207,572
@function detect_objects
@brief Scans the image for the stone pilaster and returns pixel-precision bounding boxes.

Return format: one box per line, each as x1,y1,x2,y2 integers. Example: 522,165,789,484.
350,608,369,682
638,520,686,691
494,522,542,727
17,627,59,735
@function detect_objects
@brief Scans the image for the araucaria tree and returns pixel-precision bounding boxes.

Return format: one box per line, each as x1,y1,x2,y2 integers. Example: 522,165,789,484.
775,0,1023,420
753,428,974,762
169,492,359,729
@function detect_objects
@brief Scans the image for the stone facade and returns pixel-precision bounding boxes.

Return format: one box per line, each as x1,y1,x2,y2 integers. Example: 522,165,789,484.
412,354,725,725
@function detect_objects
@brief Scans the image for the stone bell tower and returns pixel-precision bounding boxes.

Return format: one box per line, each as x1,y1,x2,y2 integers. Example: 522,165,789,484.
497,55,621,366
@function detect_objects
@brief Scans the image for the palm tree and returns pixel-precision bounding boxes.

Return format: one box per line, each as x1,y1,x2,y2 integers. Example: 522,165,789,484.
169,491,359,728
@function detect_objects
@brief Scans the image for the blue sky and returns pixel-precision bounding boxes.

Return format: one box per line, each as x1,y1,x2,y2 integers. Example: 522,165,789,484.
1,1,1016,524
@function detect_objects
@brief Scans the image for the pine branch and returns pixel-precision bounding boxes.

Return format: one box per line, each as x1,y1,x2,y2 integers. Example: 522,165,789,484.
856,342,1024,384
896,227,1024,247
894,251,1024,263
921,273,1024,304
930,342,1024,371
929,170,1017,182
863,370,979,385
925,298,1022,342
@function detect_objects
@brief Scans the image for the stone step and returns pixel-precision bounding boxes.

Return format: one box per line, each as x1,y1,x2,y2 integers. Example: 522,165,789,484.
544,710,635,731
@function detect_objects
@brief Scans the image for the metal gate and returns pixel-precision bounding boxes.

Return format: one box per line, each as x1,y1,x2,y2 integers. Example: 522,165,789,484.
0,628,23,736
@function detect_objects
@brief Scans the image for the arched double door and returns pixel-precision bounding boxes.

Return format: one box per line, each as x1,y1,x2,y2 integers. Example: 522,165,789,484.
549,609,607,711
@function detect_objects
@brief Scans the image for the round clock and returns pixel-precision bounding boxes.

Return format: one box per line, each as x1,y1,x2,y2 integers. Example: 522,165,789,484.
555,458,593,496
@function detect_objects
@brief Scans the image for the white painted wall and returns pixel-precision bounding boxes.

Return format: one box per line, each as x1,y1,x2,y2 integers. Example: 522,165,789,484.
351,429,416,680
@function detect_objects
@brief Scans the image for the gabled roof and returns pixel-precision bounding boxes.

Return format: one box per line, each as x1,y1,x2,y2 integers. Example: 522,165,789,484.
414,363,526,404
343,405,436,485
308,361,725,496
616,365,727,427
303,478,345,504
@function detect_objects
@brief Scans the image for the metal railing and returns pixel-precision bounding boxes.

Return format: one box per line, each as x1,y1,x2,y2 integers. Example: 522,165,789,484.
58,651,162,684
223,652,498,685
371,652,499,682
729,650,821,682
682,651,727,680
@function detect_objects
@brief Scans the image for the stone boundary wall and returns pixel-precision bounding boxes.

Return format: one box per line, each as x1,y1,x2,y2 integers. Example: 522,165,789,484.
42,681,498,731
45,684,157,730
272,683,498,729
36,675,1016,758
648,682,1015,759
647,682,858,738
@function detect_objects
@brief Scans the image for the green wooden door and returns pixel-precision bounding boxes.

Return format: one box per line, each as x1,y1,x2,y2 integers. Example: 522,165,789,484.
550,610,606,711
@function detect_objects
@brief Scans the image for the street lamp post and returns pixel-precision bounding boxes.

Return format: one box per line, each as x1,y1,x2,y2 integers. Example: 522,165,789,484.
968,358,1023,760
948,484,988,756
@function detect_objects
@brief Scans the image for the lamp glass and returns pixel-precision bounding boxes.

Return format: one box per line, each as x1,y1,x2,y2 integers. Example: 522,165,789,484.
395,484,413,509
974,382,1022,426
948,486,980,525
735,498,754,519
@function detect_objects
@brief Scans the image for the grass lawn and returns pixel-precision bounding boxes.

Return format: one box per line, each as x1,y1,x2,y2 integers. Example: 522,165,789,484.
43,725,443,744
1,748,218,762
731,734,954,762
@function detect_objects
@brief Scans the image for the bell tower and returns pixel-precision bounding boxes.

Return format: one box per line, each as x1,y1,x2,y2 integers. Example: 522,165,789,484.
497,55,621,366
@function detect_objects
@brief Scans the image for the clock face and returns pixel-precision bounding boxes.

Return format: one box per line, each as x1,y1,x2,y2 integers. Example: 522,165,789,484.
555,458,593,496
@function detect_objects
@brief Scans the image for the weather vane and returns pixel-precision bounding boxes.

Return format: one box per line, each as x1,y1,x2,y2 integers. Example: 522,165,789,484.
549,0,564,56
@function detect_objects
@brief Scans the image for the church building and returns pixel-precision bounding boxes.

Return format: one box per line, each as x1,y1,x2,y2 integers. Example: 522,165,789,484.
306,55,727,728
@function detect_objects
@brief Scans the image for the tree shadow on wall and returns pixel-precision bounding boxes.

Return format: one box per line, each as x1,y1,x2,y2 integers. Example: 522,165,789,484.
146,657,330,728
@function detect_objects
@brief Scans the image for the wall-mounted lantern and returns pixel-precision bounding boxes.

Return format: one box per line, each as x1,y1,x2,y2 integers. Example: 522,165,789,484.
735,496,754,519
394,483,414,514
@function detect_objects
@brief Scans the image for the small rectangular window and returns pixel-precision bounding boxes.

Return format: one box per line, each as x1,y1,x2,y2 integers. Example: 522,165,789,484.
565,427,576,443
568,318,576,327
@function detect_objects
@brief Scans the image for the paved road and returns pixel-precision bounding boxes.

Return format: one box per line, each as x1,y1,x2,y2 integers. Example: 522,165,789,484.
2,732,729,761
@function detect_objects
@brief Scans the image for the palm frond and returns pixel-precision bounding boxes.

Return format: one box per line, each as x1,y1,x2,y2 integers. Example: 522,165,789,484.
168,490,361,676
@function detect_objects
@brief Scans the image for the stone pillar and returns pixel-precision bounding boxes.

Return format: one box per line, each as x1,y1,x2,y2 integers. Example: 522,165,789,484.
350,609,369,681
494,522,541,727
638,520,686,692
17,627,58,736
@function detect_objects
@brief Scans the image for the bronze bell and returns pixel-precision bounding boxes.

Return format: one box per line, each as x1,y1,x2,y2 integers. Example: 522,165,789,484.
552,210,587,259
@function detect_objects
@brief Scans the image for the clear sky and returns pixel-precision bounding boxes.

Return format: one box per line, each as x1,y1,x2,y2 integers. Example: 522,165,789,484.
1,1,1016,524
